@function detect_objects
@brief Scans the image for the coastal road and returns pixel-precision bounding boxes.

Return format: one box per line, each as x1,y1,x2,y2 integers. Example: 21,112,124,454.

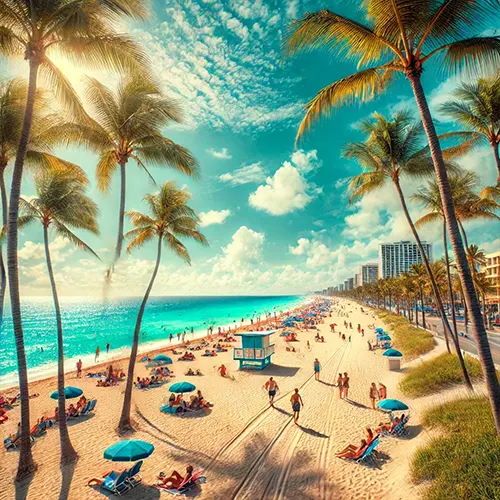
425,317,500,366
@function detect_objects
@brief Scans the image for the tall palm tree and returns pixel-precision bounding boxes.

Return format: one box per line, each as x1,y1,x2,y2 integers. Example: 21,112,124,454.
409,264,427,330
286,2,500,434
19,168,99,464
0,0,149,478
118,182,207,432
440,76,500,183
55,75,199,271
344,112,467,365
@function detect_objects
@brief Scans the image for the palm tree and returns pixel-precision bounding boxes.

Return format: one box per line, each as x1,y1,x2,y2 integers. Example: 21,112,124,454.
0,0,149,478
55,74,199,271
19,169,99,464
344,112,464,361
410,264,428,330
286,2,500,434
440,76,500,183
118,182,207,432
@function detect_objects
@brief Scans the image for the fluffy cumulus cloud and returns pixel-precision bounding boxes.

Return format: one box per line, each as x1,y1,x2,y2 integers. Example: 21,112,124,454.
198,209,232,227
248,149,322,215
18,237,75,263
219,162,267,185
207,147,232,159
135,0,304,131
289,237,336,268
216,226,265,270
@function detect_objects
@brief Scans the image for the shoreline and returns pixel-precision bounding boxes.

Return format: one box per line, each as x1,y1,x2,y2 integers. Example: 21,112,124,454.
0,296,311,392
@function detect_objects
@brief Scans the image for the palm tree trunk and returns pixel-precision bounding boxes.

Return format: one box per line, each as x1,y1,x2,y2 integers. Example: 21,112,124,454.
8,60,40,480
408,73,499,432
0,171,8,326
43,225,77,464
415,298,419,327
114,160,127,266
493,142,500,185
420,288,426,329
393,178,452,354
119,236,162,432
443,219,459,339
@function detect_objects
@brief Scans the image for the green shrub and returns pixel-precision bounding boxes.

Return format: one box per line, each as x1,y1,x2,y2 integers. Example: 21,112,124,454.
411,397,500,500
376,310,435,358
400,353,484,397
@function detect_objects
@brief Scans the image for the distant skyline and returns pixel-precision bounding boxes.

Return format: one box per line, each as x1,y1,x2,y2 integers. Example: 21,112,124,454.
1,0,499,296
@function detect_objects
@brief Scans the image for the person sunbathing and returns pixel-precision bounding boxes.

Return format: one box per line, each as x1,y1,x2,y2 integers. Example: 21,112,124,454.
186,368,195,376
336,439,368,459
218,364,228,377
67,404,79,417
195,369,203,376
196,390,212,407
158,465,194,489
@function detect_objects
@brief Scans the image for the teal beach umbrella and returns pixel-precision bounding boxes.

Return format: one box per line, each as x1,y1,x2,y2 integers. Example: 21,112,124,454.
154,354,173,364
377,399,409,411
375,327,384,334
378,335,392,341
50,386,83,400
383,348,403,357
169,381,196,393
104,440,154,461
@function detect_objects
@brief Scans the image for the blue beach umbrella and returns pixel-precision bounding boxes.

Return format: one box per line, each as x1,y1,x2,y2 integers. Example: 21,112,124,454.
104,440,154,462
383,349,403,357
375,327,384,334
50,386,83,400
169,381,196,393
154,354,173,364
377,399,409,412
378,335,392,341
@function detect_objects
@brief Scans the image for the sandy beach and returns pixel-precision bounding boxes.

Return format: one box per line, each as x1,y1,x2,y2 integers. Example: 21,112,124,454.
0,298,482,499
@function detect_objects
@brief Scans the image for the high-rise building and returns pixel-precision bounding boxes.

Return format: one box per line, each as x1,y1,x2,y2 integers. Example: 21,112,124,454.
354,273,362,288
483,251,500,312
379,241,432,278
339,283,344,292
348,277,354,290
360,263,379,285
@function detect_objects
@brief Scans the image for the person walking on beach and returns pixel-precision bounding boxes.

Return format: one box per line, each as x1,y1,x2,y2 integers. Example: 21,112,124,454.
369,382,379,409
95,346,100,362
342,373,350,400
314,358,321,381
348,335,351,342
177,333,181,342
306,340,311,351
169,333,173,343
76,359,82,378
106,343,110,354
265,377,279,406
337,373,344,399
290,388,304,425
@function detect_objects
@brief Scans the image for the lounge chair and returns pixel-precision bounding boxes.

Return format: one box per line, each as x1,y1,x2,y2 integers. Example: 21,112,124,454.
88,469,131,496
81,399,97,416
160,405,181,415
126,460,143,487
355,437,380,464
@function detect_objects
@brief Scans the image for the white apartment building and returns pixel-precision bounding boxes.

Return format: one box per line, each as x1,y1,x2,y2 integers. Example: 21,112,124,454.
379,241,432,279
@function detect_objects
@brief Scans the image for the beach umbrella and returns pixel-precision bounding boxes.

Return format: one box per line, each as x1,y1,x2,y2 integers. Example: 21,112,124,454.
378,335,392,341
50,386,83,400
377,399,409,412
375,327,384,334
383,348,403,357
154,354,172,364
104,440,154,462
169,381,196,393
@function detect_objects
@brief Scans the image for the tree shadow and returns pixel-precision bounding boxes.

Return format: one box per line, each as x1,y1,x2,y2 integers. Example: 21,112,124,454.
14,472,34,500
58,461,76,500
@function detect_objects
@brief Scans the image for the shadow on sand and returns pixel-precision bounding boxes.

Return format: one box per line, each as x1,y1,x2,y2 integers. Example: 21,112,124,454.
249,365,301,377
345,399,370,410
14,470,34,500
58,461,76,500
298,425,329,438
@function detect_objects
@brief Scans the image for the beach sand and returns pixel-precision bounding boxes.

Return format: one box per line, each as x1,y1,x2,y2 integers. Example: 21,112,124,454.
0,299,481,499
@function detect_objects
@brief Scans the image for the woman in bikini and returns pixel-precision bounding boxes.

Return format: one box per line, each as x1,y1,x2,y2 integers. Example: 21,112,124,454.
337,373,344,399
342,373,350,400
369,382,379,409
336,439,368,459
159,465,194,489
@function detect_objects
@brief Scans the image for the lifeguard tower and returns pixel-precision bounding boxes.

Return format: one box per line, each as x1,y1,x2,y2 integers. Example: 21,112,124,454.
233,331,276,370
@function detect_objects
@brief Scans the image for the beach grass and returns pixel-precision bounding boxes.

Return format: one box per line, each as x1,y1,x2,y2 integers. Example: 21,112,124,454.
411,396,500,500
399,353,485,397
376,310,435,358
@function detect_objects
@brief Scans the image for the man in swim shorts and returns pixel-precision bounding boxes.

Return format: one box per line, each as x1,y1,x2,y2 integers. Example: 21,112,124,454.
290,388,303,424
314,358,321,381
264,377,279,406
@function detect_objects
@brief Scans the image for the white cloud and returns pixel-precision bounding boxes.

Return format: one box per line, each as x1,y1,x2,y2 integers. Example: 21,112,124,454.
289,238,310,255
198,209,232,227
248,150,322,215
219,162,267,185
207,147,232,159
289,237,336,268
216,226,265,270
18,237,75,263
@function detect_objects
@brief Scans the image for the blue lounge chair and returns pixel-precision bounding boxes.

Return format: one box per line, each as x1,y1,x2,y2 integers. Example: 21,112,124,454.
356,437,379,464
160,405,181,414
81,399,97,416
126,460,143,487
101,469,131,496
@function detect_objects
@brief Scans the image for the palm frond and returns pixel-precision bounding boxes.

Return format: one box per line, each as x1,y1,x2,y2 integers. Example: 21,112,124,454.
95,150,119,192
125,226,155,253
164,233,191,264
414,211,442,228
348,171,386,203
53,221,100,260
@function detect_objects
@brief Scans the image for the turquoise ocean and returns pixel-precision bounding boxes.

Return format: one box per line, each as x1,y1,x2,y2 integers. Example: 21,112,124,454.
0,295,305,388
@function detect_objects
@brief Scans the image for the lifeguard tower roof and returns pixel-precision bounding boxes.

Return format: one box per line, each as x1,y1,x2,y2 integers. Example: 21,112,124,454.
235,330,276,337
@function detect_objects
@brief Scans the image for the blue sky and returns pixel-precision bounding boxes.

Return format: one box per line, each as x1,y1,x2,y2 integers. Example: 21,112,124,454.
2,0,500,296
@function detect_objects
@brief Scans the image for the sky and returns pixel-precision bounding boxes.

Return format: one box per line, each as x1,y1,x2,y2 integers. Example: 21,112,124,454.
1,0,500,297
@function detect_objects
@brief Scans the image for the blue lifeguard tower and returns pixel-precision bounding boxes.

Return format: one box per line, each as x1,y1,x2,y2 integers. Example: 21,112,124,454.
233,331,276,370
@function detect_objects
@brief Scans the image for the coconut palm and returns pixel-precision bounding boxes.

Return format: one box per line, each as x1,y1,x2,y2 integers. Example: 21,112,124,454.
345,112,464,361
286,2,500,433
440,76,500,183
409,264,428,330
0,0,149,477
54,74,199,271
19,169,99,463
118,182,207,432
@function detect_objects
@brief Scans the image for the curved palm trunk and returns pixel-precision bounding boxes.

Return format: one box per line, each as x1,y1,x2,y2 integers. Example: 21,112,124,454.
408,74,499,433
8,60,40,480
0,171,8,326
119,236,162,432
420,288,426,329
443,219,459,339
393,179,452,353
493,142,500,185
114,161,127,266
43,225,77,463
